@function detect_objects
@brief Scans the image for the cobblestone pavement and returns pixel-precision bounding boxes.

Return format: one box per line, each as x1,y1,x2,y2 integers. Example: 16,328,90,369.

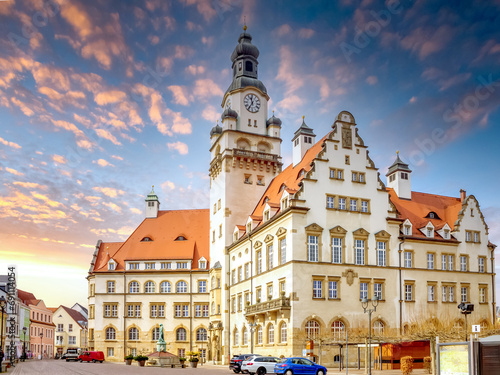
6,360,429,374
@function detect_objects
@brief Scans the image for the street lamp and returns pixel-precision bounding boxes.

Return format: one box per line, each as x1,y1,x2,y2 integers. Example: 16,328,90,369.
361,296,379,375
248,322,257,354
0,296,6,355
39,332,43,360
458,303,474,341
22,327,27,361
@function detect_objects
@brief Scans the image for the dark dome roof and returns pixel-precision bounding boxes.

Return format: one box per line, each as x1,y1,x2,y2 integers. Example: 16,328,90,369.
225,76,267,96
221,108,238,120
210,124,222,137
266,115,282,127
231,32,260,63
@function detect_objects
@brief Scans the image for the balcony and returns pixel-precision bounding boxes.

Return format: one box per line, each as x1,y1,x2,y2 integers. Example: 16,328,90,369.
233,149,280,163
245,296,291,317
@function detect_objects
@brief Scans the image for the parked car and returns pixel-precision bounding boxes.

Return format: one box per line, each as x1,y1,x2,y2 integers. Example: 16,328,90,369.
241,356,281,375
275,357,327,375
78,351,105,363
230,354,261,373
63,348,79,362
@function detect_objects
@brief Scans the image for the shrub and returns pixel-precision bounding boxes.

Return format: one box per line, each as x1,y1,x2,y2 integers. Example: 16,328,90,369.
134,355,149,361
124,355,134,360
401,356,414,375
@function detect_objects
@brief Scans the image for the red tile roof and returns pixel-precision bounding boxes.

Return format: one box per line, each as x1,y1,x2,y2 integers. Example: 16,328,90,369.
92,209,209,273
388,188,463,238
60,305,87,329
17,289,40,306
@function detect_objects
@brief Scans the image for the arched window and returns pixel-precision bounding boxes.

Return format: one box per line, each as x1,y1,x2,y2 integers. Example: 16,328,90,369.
234,329,239,346
196,328,207,341
176,281,188,293
373,320,385,335
145,281,155,293
128,327,139,340
242,327,248,345
480,320,489,330
245,61,253,72
257,326,262,344
105,327,116,340
160,281,171,293
268,324,274,344
129,281,139,293
280,322,287,343
331,321,345,341
152,327,161,341
175,236,187,241
305,320,320,339
176,328,186,341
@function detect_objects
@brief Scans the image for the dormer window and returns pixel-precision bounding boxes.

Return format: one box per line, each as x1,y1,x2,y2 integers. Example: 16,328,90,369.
427,228,432,237
425,211,440,220
443,229,450,239
401,172,408,180
175,236,187,241
298,169,306,178
279,184,286,192
281,197,288,210
198,258,207,269
234,232,239,242
108,262,115,271
141,236,153,242
403,219,412,236
425,223,434,238
264,197,269,203
247,222,251,233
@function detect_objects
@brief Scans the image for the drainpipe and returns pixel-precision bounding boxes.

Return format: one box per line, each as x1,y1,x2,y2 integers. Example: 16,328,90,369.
123,271,126,357
398,240,405,335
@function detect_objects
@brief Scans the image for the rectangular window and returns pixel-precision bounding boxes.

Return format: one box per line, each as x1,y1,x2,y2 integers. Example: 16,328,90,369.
332,237,342,264
405,284,413,301
326,196,334,209
427,253,434,269
359,173,365,183
245,263,250,279
448,255,454,271
474,232,479,243
231,298,236,313
145,262,155,269
112,305,117,317
404,251,412,268
361,201,368,213
313,280,322,298
158,305,164,317
330,168,343,179
461,287,468,303
57,324,63,332
442,286,448,302
128,305,134,317
107,347,114,357
256,251,262,274
442,254,447,270
460,256,467,271
238,267,242,282
161,262,171,269
427,285,435,302
339,198,346,210
135,305,140,317
238,295,243,311
107,281,115,293
232,270,236,284
376,241,386,267
104,305,111,317
129,263,139,270
360,282,368,299
355,240,365,265
352,172,358,182
307,235,319,262
449,286,455,302
198,280,207,293
151,305,157,318
479,287,486,303
195,305,202,317
182,305,189,317
329,281,338,299
203,304,209,317
175,305,181,317
268,244,274,270
374,283,383,300
466,231,471,242
68,336,76,345
350,199,357,211
280,238,286,265
478,257,485,273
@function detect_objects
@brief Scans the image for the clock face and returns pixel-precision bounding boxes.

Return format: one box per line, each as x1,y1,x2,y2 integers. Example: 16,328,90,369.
244,94,261,113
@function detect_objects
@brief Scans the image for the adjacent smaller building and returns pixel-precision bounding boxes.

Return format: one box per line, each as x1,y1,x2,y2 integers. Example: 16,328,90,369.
51,305,88,357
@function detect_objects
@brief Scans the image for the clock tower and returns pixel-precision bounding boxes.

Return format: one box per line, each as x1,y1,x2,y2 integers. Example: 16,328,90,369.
208,28,282,363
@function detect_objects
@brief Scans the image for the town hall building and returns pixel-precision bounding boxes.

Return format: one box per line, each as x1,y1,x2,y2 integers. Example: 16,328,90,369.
87,28,496,366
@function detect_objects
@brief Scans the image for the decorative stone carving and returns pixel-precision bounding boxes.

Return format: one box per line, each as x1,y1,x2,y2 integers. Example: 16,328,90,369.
342,269,358,286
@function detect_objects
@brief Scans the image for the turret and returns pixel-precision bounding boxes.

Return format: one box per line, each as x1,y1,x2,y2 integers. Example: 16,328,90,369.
292,116,315,166
386,152,412,199
145,186,160,218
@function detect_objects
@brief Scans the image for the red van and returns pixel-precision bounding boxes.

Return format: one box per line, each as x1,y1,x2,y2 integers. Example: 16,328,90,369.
78,351,105,363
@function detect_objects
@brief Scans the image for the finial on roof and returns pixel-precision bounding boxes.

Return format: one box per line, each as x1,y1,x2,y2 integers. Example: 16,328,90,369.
273,110,275,115
243,24,247,31
302,115,305,120
397,150,399,155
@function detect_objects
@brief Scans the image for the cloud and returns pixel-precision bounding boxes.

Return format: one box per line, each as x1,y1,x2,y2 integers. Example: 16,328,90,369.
94,90,127,105
298,28,315,39
102,201,122,213
366,75,378,85
165,108,192,134
179,0,216,22
168,85,192,106
276,95,304,113
161,180,175,190
52,155,67,164
0,136,21,149
130,207,142,215
275,24,292,37
5,167,24,176
174,45,194,59
148,35,160,45
409,96,417,103
92,187,125,198
276,46,304,95
193,79,223,99
11,97,34,117
167,141,189,155
201,36,214,46
95,128,122,145
185,65,205,75
95,159,114,167
111,155,123,160
202,105,219,122
400,25,454,60
12,182,47,189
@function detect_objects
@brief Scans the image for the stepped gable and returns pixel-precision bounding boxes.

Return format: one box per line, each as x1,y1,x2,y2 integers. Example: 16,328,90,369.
92,209,210,272
249,133,330,220
388,188,462,237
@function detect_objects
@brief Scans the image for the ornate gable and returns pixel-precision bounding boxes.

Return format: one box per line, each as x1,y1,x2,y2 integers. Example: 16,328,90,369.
329,225,347,235
305,223,323,233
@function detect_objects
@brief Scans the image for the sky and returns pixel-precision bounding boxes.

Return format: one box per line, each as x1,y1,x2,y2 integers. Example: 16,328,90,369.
0,0,499,309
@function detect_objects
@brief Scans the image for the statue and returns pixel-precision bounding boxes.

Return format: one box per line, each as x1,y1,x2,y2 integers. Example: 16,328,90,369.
157,324,167,352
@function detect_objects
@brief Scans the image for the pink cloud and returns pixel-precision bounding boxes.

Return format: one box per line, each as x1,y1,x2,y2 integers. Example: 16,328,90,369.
5,167,24,176
165,108,192,134
52,155,67,164
92,186,125,198
193,79,223,99
179,0,216,22
95,128,122,146
202,105,219,122
276,46,304,95
95,159,114,167
0,136,21,149
167,141,189,155
168,85,192,106
298,28,315,39
400,25,454,60
185,65,205,75
94,90,127,105
366,75,378,85
275,24,292,37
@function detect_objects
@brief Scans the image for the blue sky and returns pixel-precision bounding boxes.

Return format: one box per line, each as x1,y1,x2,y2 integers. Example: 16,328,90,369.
0,0,499,307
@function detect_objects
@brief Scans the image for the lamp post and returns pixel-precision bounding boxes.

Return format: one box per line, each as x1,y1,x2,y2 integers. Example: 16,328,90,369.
361,296,379,375
22,327,27,361
0,296,6,356
39,332,43,360
248,322,257,354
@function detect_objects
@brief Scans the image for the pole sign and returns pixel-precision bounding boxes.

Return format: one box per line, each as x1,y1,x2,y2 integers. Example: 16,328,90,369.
471,325,480,333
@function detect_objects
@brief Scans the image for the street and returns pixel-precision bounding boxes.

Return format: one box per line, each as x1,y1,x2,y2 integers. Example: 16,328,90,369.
6,360,430,375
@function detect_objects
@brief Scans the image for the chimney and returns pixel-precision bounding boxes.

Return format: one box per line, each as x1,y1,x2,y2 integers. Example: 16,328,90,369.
460,189,466,202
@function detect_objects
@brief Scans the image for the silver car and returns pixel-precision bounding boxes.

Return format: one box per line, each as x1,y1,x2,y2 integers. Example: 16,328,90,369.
241,356,282,375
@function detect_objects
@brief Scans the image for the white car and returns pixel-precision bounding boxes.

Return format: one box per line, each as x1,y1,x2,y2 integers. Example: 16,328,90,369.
241,356,281,375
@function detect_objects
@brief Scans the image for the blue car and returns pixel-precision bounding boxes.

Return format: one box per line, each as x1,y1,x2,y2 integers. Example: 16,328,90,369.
275,357,327,375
